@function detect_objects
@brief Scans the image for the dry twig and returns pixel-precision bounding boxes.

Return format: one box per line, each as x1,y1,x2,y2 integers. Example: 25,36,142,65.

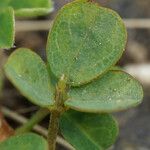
15,19,150,32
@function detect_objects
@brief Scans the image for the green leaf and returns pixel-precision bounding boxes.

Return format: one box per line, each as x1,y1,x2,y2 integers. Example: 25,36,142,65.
65,70,143,113
9,0,53,17
47,0,127,86
60,110,118,150
14,8,52,18
0,0,10,8
0,7,14,49
0,133,48,150
0,0,53,47
4,48,54,107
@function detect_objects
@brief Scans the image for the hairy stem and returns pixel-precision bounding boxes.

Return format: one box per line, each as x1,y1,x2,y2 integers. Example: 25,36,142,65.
47,75,68,150
48,111,60,150
16,108,49,134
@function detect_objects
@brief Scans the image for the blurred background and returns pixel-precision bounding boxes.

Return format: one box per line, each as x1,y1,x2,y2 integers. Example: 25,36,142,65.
0,0,150,150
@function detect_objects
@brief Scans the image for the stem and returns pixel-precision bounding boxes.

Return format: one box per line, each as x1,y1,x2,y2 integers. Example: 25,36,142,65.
16,108,49,134
48,111,60,150
47,75,68,150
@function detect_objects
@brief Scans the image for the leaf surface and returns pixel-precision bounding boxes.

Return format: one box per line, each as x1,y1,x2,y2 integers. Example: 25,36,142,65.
65,70,143,112
60,110,118,150
5,48,54,107
0,0,53,17
0,7,14,49
0,133,48,150
47,0,127,86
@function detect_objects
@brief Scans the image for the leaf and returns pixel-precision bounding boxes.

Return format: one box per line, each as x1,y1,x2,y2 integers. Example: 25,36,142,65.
0,0,10,8
0,0,53,47
0,133,48,150
8,0,53,17
14,8,53,18
47,0,127,86
0,7,14,49
65,70,143,113
60,110,118,150
4,48,54,107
